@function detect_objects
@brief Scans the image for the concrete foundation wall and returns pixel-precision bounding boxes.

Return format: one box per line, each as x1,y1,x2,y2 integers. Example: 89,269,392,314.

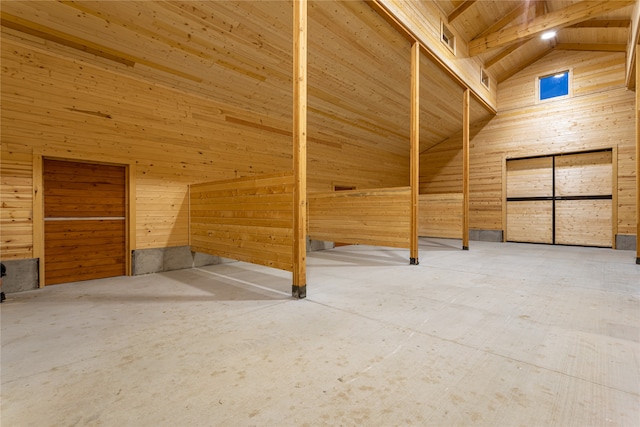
132,246,230,275
469,229,504,243
1,259,39,293
615,235,637,251
307,239,335,252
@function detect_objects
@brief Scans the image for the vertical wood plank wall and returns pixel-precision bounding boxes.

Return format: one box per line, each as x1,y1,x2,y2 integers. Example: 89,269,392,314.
190,173,295,272
421,50,636,241
308,187,411,249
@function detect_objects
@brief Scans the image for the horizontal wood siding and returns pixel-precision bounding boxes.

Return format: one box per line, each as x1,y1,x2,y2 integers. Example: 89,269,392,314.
377,0,496,109
0,150,33,259
556,200,612,247
418,193,462,238
44,159,126,218
507,201,553,244
308,187,411,248
555,151,612,197
1,0,413,260
470,50,635,236
506,157,553,198
190,173,294,272
44,220,126,285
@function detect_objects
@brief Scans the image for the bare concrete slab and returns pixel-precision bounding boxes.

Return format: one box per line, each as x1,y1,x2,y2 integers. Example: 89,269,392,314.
2,239,638,426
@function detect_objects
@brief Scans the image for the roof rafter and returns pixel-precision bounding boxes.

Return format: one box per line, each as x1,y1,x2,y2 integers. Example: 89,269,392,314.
448,0,476,24
484,40,528,68
498,46,554,83
555,43,627,52
469,1,635,56
569,19,631,28
474,3,528,41
535,0,547,18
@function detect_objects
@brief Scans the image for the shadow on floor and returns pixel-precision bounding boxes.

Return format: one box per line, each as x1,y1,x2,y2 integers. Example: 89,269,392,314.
418,238,463,251
6,265,294,304
309,246,409,267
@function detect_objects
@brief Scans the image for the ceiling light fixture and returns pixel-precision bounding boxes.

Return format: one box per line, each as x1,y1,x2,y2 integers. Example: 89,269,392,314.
541,31,557,40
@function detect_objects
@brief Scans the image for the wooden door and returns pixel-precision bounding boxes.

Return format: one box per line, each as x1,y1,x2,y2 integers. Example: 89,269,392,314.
43,159,126,285
506,150,612,247
506,157,554,244
554,151,612,247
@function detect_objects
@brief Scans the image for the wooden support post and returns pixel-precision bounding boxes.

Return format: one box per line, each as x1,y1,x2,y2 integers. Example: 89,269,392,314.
501,156,507,242
636,49,639,264
462,89,470,250
32,153,45,288
293,0,308,296
410,42,420,265
612,146,618,249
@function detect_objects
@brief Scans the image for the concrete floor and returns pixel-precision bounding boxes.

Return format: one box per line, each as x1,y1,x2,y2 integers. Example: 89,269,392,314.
1,238,639,426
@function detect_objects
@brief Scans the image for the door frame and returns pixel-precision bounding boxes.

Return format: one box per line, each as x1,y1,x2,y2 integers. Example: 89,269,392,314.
33,152,136,288
503,146,618,248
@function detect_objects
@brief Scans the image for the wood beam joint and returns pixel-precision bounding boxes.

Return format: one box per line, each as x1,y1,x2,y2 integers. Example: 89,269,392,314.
448,0,476,24
469,1,635,56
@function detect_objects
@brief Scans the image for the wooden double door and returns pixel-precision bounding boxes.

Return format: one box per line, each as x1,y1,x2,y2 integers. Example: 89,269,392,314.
506,150,613,247
44,159,126,285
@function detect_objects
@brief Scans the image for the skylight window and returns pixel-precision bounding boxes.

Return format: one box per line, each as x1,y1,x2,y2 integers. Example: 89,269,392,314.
539,71,569,101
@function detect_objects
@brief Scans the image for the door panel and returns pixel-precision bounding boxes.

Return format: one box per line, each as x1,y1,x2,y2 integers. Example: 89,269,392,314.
506,150,612,247
507,200,553,244
506,157,553,198
555,151,612,197
555,200,612,247
44,159,126,285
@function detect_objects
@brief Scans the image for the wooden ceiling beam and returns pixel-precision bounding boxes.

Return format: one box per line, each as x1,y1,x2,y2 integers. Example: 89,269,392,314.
555,43,627,52
469,1,635,56
569,19,631,28
535,0,547,18
448,0,476,24
497,46,554,83
484,40,528,68
474,3,528,40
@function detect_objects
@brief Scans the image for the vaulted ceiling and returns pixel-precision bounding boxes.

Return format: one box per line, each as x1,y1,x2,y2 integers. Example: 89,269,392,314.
438,0,636,83
1,0,636,157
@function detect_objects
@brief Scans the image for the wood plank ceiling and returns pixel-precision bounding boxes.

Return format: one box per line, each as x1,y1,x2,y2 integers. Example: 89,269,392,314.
439,0,636,83
1,1,635,159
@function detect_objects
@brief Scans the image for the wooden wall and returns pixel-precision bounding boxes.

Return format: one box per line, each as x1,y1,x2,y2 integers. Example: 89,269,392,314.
1,35,288,258
418,193,462,238
308,187,411,248
421,50,636,239
190,173,294,272
375,0,496,110
0,0,413,262
307,0,412,192
0,150,33,258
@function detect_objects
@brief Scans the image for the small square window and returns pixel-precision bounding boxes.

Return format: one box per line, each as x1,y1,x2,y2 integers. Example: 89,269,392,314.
481,69,490,89
539,71,569,100
441,22,456,54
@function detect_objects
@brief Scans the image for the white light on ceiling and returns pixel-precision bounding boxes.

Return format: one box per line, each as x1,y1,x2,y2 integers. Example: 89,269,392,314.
541,31,557,40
